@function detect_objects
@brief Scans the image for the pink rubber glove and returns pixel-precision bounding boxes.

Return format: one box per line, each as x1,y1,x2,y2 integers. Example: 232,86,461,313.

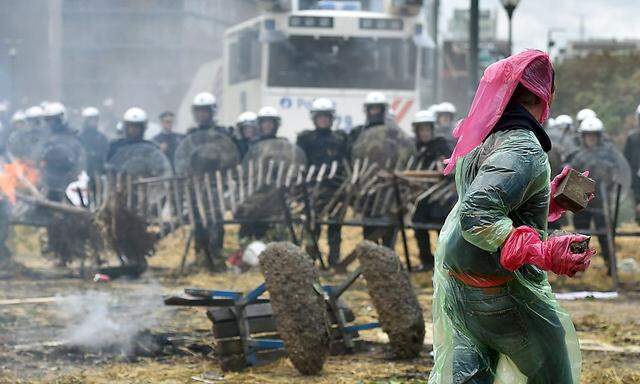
500,226,594,277
548,166,591,222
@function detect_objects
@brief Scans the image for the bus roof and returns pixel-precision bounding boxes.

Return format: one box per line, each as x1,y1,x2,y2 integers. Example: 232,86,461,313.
224,9,417,37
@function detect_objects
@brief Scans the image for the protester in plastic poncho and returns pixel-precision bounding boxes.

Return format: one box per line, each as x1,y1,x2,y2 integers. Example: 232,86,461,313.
429,50,595,384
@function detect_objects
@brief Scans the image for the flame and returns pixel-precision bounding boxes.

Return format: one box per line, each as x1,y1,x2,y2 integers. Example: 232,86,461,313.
0,160,39,203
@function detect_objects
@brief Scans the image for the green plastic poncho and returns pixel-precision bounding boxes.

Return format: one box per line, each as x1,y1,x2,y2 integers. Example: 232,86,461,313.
429,128,582,383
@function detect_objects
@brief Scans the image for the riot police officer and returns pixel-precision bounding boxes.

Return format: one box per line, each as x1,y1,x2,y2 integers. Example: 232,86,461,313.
434,101,457,139
257,106,282,140
570,117,629,276
624,103,640,222
297,98,348,266
576,108,597,128
348,92,399,247
235,111,258,157
78,107,109,178
24,105,44,130
348,91,388,146
189,92,229,136
153,111,184,165
43,102,74,134
184,92,228,272
410,110,453,271
106,107,152,161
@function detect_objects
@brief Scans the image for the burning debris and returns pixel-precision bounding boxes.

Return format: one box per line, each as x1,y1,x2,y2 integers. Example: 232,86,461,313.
54,288,167,356
0,159,39,203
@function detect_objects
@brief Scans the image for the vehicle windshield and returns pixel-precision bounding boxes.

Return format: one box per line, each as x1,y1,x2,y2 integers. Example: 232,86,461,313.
268,35,416,89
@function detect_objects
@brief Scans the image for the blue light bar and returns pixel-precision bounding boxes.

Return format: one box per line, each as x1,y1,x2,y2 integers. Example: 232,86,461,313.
289,15,334,28
359,18,404,31
317,1,362,11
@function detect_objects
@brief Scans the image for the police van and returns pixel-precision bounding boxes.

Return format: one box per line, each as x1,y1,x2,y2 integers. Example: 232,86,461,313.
181,0,432,141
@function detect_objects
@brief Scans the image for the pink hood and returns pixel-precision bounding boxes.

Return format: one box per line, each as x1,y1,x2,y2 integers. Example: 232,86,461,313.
444,50,555,175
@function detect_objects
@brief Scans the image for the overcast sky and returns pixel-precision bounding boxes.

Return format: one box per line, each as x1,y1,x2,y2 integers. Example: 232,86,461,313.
439,0,640,53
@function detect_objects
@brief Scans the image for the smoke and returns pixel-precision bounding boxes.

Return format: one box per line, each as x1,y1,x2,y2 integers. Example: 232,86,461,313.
54,283,168,356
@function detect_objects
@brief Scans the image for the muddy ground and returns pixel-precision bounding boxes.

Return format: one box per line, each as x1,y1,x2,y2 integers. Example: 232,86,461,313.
1,224,640,384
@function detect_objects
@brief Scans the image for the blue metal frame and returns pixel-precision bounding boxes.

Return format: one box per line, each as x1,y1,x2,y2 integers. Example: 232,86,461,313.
208,278,381,367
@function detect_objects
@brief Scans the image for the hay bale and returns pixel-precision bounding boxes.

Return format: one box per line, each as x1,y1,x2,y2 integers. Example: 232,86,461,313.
355,240,425,358
259,242,330,375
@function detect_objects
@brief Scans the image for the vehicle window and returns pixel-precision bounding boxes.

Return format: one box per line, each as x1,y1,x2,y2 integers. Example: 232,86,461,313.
267,35,416,89
229,26,261,84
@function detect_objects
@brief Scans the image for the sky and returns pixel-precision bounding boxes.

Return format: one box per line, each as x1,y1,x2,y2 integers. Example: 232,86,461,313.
439,0,640,54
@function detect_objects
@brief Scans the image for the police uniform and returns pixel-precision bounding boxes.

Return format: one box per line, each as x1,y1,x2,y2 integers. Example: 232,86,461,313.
411,136,453,269
348,121,397,248
182,122,232,272
153,131,185,165
297,127,348,265
79,126,109,177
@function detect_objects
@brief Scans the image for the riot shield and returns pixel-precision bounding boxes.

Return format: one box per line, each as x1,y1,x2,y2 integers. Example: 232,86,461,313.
7,125,50,161
568,143,631,196
237,139,306,219
350,125,415,169
106,141,173,207
36,133,86,193
107,141,172,180
174,130,240,175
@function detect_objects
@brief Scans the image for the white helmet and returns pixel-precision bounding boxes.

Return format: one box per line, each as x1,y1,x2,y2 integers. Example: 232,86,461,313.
258,106,281,120
192,92,216,107
554,114,574,128
11,110,26,123
82,106,100,118
236,111,258,126
578,116,604,133
43,101,66,118
24,105,44,119
437,102,457,115
364,91,388,106
412,110,436,125
576,108,597,123
310,98,336,115
636,103,640,116
242,241,266,267
123,107,148,123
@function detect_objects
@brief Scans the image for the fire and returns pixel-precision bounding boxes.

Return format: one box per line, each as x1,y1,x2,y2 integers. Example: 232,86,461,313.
0,160,39,203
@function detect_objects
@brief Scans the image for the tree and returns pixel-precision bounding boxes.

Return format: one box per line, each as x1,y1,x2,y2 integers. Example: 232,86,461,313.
553,52,640,140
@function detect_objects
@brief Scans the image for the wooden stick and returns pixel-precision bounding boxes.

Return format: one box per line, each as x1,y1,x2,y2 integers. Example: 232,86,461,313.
328,160,338,179
237,164,245,203
316,163,327,183
227,171,238,214
183,179,196,228
204,173,217,226
248,160,254,197
284,163,295,188
164,181,176,233
172,178,185,227
257,158,264,189
215,170,227,215
126,173,133,209
351,158,361,184
276,160,285,188
295,165,305,185
306,165,316,184
15,193,88,216
94,174,101,210
265,159,274,186
0,297,58,306
193,176,208,228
